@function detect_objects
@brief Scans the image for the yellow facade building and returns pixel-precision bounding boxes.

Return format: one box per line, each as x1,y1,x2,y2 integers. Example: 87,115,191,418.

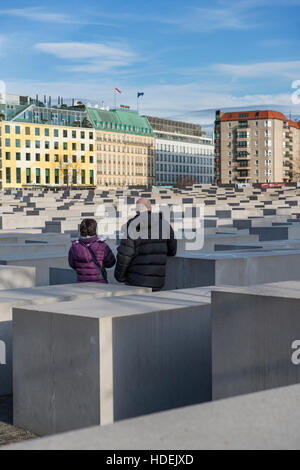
0,121,96,189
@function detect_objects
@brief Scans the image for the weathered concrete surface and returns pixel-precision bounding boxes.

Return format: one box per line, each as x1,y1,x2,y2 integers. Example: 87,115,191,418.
212,281,300,400
0,283,151,396
13,289,211,436
0,266,35,290
164,250,300,290
4,384,300,450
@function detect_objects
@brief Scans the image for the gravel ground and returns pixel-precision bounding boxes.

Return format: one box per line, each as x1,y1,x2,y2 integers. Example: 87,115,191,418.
0,396,37,447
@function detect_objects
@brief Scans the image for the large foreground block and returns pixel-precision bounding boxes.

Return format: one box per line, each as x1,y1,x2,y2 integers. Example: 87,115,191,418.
4,384,300,450
0,283,151,396
13,289,211,436
212,281,300,400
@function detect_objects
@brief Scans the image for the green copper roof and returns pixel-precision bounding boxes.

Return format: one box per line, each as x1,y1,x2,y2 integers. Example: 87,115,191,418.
86,108,154,136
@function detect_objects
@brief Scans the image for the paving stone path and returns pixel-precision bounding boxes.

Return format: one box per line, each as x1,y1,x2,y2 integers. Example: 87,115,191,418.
0,396,36,447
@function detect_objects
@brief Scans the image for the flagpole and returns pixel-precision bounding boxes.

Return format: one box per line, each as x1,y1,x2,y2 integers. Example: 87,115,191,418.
137,94,139,114
114,90,116,110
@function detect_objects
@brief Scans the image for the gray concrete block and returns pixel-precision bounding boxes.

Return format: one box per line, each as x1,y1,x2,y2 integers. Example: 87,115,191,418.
211,281,300,400
0,283,151,396
12,289,211,435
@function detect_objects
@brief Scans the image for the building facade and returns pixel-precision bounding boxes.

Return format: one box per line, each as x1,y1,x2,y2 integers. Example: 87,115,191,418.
147,116,214,185
215,109,300,184
0,104,96,189
87,108,156,188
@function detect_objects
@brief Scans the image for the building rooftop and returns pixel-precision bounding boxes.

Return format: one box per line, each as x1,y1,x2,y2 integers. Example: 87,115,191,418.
86,108,154,136
219,110,300,130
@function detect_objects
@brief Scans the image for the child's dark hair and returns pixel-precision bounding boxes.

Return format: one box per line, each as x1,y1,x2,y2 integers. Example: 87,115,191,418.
80,219,97,237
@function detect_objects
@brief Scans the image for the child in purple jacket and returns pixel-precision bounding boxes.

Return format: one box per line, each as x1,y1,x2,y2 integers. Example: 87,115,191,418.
68,219,116,283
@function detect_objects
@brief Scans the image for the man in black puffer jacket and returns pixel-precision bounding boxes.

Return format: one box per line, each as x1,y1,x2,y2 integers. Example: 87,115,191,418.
114,198,177,291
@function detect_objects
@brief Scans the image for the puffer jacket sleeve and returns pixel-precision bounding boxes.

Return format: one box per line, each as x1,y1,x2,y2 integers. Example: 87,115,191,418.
103,244,116,268
114,237,135,283
68,246,76,269
167,224,177,257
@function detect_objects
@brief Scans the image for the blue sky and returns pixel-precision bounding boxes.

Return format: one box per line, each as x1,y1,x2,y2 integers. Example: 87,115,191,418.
0,0,300,132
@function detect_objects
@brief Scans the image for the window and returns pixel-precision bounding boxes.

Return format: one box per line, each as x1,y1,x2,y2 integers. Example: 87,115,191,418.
35,141,40,149
54,129,59,137
81,170,86,185
45,141,50,149
63,130,68,138
63,169,68,185
81,155,85,163
16,139,21,148
72,155,76,163
54,142,59,150
63,142,68,150
26,153,30,161
35,128,40,136
89,170,94,185
36,168,41,184
5,138,10,147
5,152,10,160
26,168,31,184
35,153,40,161
55,169,59,184
45,128,49,137
72,131,76,138
81,131,85,139
81,144,85,151
89,144,94,151
72,169,77,184
6,167,11,183
89,132,93,139
26,140,30,148
45,169,50,184
16,168,21,184
25,127,30,135
16,152,21,161
63,155,68,163
72,143,76,151
5,125,10,134
15,126,20,134
54,154,59,162
45,154,50,162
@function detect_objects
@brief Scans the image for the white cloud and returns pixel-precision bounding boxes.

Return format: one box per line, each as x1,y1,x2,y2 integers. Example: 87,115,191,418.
0,7,75,24
213,61,300,79
34,42,136,60
4,79,298,127
34,41,138,73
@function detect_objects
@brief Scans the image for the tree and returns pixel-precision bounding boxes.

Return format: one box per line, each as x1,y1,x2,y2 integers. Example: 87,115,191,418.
174,176,196,188
0,113,5,121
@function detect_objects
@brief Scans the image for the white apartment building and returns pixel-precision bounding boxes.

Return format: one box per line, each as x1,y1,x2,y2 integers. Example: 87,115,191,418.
146,116,214,185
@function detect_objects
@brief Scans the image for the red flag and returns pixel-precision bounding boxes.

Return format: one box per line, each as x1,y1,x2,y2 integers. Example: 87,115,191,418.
115,88,122,94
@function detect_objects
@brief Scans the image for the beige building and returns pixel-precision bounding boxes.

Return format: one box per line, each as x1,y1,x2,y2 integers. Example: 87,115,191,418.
214,110,300,184
87,108,156,188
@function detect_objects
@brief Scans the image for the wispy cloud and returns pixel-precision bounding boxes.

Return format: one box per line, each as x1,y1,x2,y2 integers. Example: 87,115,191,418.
0,7,111,26
213,60,300,79
34,41,138,73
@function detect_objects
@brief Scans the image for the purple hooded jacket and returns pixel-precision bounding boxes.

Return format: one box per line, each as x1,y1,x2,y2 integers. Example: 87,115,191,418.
68,236,116,283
